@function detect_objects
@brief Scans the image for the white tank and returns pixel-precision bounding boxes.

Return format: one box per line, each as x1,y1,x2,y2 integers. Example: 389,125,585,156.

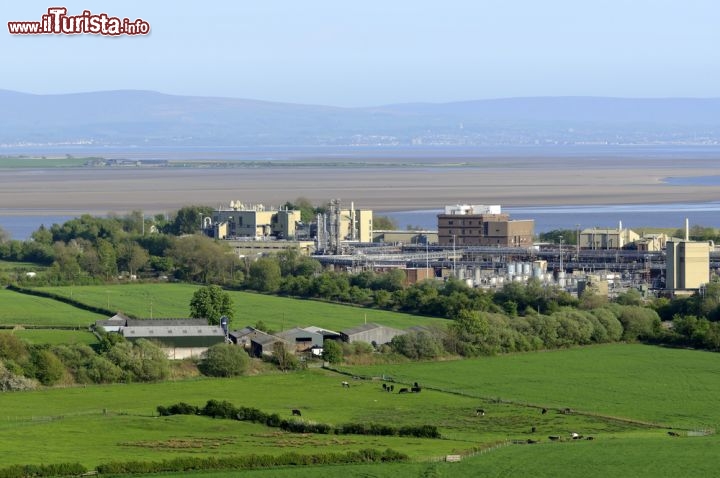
522,263,532,275
507,263,516,276
474,268,482,282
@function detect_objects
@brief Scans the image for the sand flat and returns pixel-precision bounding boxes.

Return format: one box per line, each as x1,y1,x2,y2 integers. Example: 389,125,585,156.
0,155,719,215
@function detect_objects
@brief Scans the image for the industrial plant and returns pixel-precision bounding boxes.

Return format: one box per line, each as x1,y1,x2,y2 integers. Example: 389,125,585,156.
200,200,717,299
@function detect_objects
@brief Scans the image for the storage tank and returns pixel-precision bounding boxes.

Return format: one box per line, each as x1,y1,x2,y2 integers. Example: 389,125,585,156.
522,262,532,275
507,262,516,276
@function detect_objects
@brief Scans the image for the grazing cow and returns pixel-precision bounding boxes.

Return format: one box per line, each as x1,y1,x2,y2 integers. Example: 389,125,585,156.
341,381,350,388
291,409,301,416
668,431,680,437
398,388,409,394
541,408,547,415
382,383,387,391
586,436,594,440
411,386,421,393
476,409,485,417
390,385,394,392
562,408,573,415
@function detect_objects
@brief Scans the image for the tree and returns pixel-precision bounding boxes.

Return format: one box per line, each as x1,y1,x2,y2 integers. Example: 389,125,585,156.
31,348,65,385
321,339,343,364
373,215,398,230
167,205,214,235
190,285,234,326
272,341,298,371
199,343,250,377
247,257,282,292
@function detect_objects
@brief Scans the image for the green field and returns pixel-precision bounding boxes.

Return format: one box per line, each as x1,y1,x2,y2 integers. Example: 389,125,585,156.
0,156,92,168
0,288,104,327
1,345,716,476
0,329,97,345
340,343,720,429
33,284,447,331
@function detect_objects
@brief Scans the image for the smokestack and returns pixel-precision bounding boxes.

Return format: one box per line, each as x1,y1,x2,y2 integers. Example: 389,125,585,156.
685,218,689,241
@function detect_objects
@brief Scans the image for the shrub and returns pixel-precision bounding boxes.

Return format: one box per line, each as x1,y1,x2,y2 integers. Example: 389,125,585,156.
199,343,250,377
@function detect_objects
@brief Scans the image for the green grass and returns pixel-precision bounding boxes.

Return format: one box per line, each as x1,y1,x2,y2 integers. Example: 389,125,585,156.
0,288,104,327
0,329,97,345
340,343,720,429
0,156,93,168
33,284,447,331
115,434,720,478
0,345,717,476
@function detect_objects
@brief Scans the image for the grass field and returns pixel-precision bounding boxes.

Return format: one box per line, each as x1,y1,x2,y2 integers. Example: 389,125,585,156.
33,284,447,331
0,329,97,345
340,344,720,429
0,345,716,476
0,156,92,168
0,288,104,327
1,345,714,475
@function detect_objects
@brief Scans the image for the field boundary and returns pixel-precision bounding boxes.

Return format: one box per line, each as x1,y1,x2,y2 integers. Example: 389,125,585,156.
5,285,119,318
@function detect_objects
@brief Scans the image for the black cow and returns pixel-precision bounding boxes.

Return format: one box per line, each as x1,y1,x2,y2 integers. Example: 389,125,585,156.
398,388,409,394
382,383,387,391
291,409,301,416
541,408,547,415
476,408,485,416
411,386,421,393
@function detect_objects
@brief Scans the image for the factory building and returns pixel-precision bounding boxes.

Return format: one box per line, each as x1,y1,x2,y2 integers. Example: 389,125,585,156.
437,204,534,247
666,240,710,293
579,223,639,250
211,201,301,240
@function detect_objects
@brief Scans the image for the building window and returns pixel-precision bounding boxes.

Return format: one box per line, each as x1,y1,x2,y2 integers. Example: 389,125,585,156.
448,220,454,225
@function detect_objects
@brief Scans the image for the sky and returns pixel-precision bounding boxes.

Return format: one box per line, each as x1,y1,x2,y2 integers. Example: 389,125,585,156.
2,1,719,106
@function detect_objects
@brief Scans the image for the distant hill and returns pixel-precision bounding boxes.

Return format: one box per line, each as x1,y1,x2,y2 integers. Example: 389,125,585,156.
2,89,720,147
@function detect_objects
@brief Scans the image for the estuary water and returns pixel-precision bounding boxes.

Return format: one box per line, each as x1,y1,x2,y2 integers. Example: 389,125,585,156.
2,202,719,241
386,202,720,233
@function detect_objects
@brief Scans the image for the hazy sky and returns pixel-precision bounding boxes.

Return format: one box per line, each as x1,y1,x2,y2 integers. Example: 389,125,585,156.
3,1,718,106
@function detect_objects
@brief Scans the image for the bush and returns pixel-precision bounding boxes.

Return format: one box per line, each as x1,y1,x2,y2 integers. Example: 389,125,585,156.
199,343,250,377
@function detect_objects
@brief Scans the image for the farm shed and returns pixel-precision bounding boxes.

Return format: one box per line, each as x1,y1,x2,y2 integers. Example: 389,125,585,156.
250,331,292,358
121,319,225,360
95,312,132,333
340,323,406,345
276,327,324,352
229,326,266,349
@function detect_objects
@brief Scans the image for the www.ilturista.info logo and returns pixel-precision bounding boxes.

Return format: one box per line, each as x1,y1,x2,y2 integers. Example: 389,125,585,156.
8,7,150,35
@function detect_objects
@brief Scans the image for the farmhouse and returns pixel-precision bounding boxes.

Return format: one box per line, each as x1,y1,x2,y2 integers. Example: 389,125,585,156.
340,323,405,345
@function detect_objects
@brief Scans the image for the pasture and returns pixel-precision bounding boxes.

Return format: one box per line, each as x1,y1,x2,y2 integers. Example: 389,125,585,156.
0,345,716,476
0,288,104,327
0,329,97,345
340,344,720,429
32,284,446,331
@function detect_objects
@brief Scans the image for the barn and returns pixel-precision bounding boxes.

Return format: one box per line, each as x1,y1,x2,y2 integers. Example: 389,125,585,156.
121,319,225,360
340,323,406,345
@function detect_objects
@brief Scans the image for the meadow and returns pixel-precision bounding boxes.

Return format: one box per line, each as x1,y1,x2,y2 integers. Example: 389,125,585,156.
0,345,715,476
0,329,97,345
0,288,104,327
340,343,720,429
32,283,447,332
